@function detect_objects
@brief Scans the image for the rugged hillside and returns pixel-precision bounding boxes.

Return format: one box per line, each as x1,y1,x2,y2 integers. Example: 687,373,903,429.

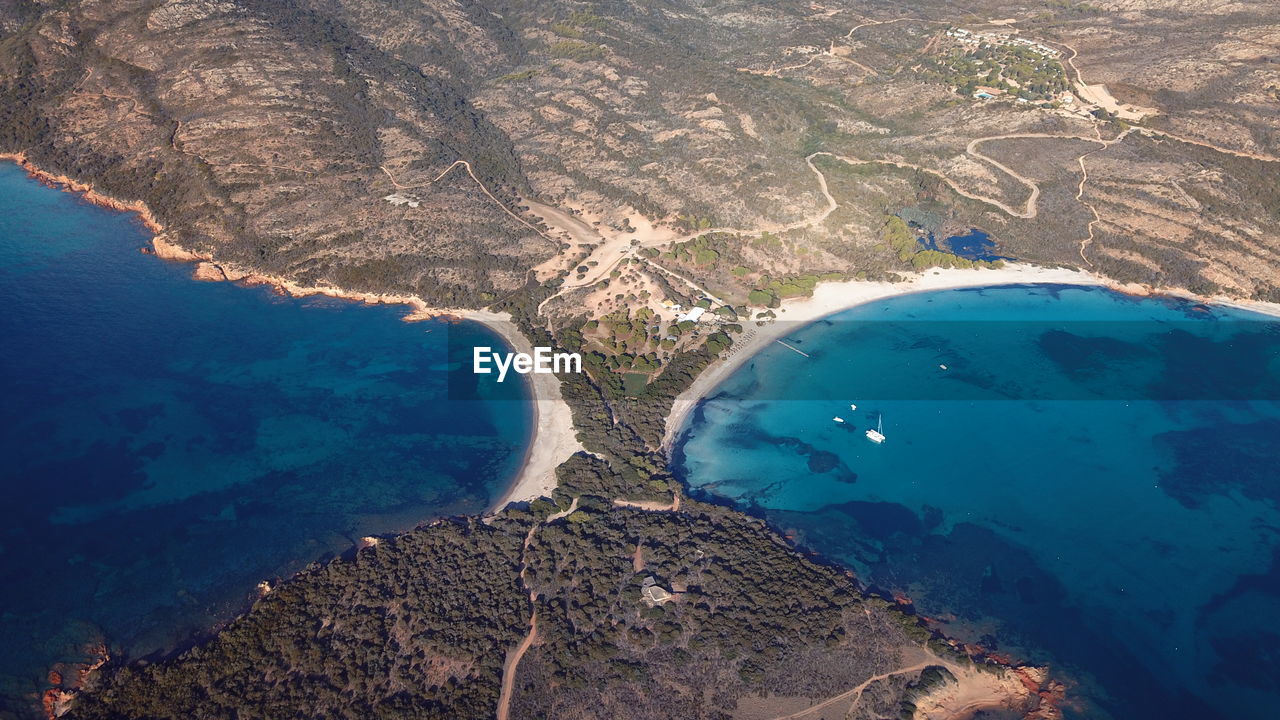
2,2,1277,717
63,494,1060,720
3,0,1278,308
0,0,555,307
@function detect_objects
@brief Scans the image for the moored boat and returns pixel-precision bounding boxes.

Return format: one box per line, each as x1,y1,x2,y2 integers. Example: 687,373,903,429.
865,413,885,443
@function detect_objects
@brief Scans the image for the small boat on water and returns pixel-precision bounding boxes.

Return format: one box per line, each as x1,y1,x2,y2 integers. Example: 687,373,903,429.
939,364,948,370
865,413,885,444
833,416,845,424
849,403,858,411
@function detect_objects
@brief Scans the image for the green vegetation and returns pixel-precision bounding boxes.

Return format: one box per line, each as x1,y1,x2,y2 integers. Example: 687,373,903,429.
884,215,917,261
548,39,605,61
9,0,1242,713
745,272,838,307
1045,0,1103,15
912,249,986,270
496,68,539,83
665,235,723,266
748,288,778,307
71,520,530,719
550,22,585,39
704,331,732,354
878,215,1002,271
925,37,1070,102
621,372,650,396
72,483,960,719
563,9,608,30
674,214,715,232
508,501,930,718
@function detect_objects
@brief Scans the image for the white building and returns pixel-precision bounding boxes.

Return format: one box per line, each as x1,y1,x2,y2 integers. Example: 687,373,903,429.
677,307,706,323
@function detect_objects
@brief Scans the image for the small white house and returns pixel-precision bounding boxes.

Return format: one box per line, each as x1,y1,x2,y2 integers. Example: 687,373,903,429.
677,307,706,323
383,193,420,208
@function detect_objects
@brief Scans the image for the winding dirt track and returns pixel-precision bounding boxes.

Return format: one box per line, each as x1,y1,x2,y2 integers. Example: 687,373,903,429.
535,153,836,313
496,612,537,720
494,496,581,720
1053,39,1280,165
379,160,551,240
612,494,681,512
657,153,840,245
387,14,1276,320
764,660,937,720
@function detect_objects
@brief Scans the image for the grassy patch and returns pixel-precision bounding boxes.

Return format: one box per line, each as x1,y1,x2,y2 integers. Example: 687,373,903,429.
496,68,539,83
549,40,605,61
622,372,650,396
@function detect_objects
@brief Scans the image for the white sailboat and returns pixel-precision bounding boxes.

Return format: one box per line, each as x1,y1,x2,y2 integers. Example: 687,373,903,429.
865,413,885,444
849,403,858,411
833,416,845,424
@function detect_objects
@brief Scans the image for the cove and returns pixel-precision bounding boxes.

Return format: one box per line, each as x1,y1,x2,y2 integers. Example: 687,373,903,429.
0,162,532,712
674,283,1280,720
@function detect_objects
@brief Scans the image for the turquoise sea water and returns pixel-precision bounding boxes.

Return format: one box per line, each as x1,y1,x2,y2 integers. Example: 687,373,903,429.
675,283,1280,720
0,163,531,712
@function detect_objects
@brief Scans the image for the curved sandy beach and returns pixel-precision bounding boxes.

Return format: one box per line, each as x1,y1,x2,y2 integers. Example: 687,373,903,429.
661,262,1280,452
10,156,1279,516
5,154,580,512
469,309,585,511
169,254,582,511
152,241,583,511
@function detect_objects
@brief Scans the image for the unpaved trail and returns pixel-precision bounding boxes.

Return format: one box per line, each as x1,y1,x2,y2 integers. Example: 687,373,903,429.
818,150,1038,219
437,15,1274,333
656,152,840,245
546,497,579,522
1054,40,1279,164
965,137,1044,218
496,611,537,720
639,258,727,306
495,497,583,720
763,644,1036,720
613,494,681,512
843,16,940,39
495,521,541,720
536,153,836,314
378,160,550,239
1073,142,1111,267
764,660,937,720
536,131,1106,316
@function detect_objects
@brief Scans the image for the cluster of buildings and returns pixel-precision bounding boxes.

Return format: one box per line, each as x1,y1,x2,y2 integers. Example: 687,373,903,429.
659,298,709,324
972,85,1077,106
944,27,1060,58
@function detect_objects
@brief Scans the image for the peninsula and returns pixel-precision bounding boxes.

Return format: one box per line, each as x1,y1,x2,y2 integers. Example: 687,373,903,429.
3,0,1278,718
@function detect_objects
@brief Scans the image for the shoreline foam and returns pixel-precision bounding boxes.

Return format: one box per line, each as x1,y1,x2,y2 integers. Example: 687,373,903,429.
1,156,580,512
662,263,1280,452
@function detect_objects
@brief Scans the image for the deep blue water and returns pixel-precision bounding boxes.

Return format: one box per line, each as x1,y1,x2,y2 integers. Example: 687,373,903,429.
920,228,1009,262
675,284,1280,720
0,163,531,711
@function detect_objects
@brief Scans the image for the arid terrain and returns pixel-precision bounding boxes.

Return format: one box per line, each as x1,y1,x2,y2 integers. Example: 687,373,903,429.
3,1,1278,719
4,0,1277,318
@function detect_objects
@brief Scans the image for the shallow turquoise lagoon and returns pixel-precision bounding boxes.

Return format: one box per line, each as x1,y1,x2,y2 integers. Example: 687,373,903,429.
0,163,531,711
675,283,1280,720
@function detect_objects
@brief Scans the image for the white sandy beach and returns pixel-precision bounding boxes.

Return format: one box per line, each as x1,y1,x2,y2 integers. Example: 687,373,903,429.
661,262,1280,451
149,243,583,510
151,241,582,511
468,309,585,510
13,154,1280,514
